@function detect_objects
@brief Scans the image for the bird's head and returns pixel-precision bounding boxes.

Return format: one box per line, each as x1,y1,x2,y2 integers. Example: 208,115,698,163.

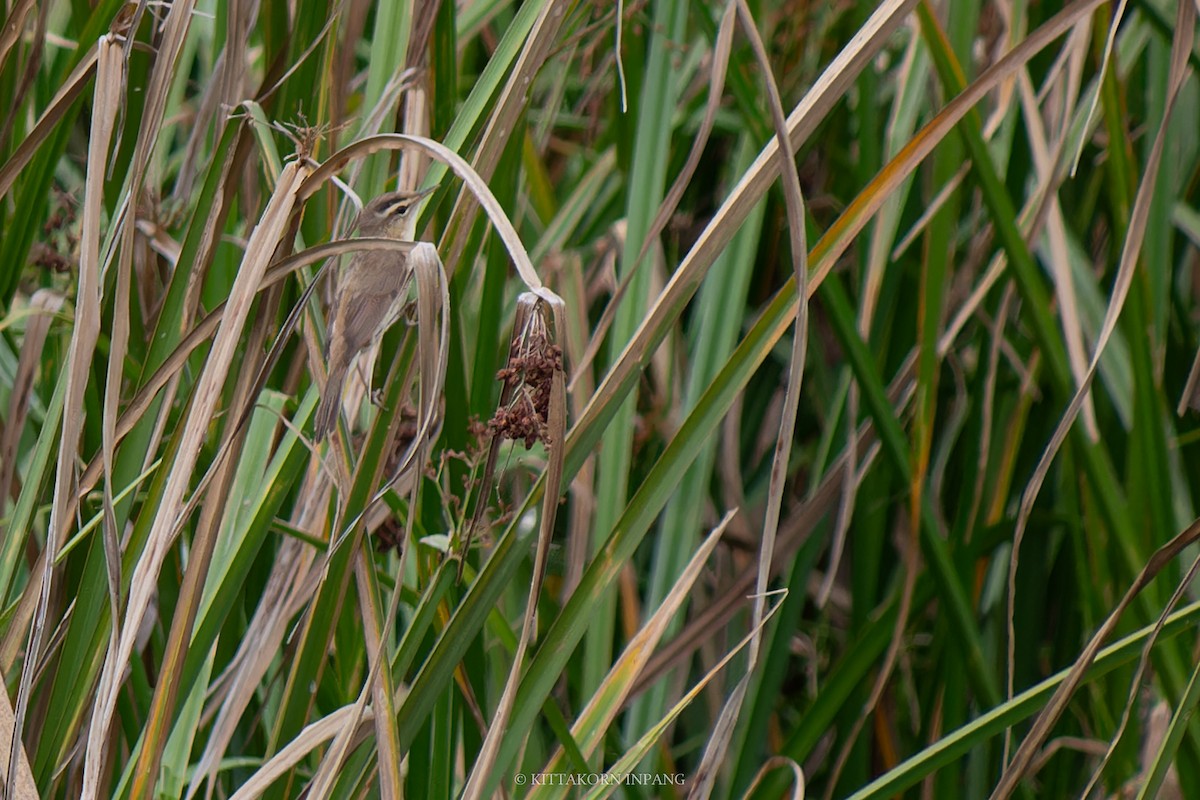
356,185,437,239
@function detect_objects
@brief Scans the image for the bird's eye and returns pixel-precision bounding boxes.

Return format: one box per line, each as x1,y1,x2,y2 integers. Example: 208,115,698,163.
380,200,411,218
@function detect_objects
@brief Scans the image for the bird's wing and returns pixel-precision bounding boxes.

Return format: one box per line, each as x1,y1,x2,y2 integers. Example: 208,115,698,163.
339,288,401,353
335,252,412,355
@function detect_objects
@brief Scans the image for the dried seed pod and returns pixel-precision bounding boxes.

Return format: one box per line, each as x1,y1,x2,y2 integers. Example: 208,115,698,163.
459,293,566,577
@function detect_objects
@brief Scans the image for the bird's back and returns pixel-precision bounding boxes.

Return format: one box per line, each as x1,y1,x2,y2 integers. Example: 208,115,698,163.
335,250,411,353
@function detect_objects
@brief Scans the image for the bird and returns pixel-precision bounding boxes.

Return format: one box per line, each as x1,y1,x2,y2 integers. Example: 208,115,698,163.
314,186,437,440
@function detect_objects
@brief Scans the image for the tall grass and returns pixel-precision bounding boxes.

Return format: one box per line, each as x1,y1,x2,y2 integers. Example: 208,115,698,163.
2,0,1200,798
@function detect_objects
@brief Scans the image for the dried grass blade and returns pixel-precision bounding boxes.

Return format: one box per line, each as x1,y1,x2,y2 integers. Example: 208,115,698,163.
0,678,37,799
1070,0,1128,176
817,384,857,609
731,0,808,620
300,134,543,289
304,553,402,800
187,537,321,799
1020,69,1097,437
121,0,196,182
633,372,905,696
0,0,46,156
566,222,625,391
174,0,260,200
351,242,449,502
71,238,414,519
740,757,806,800
584,592,789,800
81,158,309,800
98,196,130,800
95,4,199,708
573,0,1101,474
130,273,287,798
356,553,403,800
1180,340,1200,413
410,242,451,473
9,33,121,800
635,1,735,268
687,2,807,793
1080,551,1200,797
997,3,1195,790
572,0,916,455
100,257,131,613
556,254,594,596
0,382,65,671
0,290,64,518
310,242,451,798
461,294,538,575
94,8,187,765
991,515,1200,800
534,513,735,789
535,296,568,620
0,45,99,199
463,292,567,800
226,705,375,800
0,0,35,72
153,221,316,541
440,0,570,273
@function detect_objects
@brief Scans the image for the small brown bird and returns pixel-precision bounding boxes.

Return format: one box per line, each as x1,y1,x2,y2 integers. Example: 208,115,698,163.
314,186,436,440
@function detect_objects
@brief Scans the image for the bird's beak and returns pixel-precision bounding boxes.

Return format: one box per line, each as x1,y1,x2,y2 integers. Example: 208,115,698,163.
413,184,439,203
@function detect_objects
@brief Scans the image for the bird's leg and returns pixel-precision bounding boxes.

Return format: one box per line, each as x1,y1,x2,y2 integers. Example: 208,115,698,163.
401,298,419,325
367,352,388,409
353,355,386,410
367,360,385,408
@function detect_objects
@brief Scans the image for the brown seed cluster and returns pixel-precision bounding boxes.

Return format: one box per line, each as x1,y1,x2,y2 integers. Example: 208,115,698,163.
34,191,78,273
382,404,420,474
373,516,404,553
370,404,420,553
489,333,562,449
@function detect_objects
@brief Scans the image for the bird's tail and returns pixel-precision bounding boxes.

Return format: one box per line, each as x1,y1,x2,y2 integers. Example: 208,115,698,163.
314,364,347,440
